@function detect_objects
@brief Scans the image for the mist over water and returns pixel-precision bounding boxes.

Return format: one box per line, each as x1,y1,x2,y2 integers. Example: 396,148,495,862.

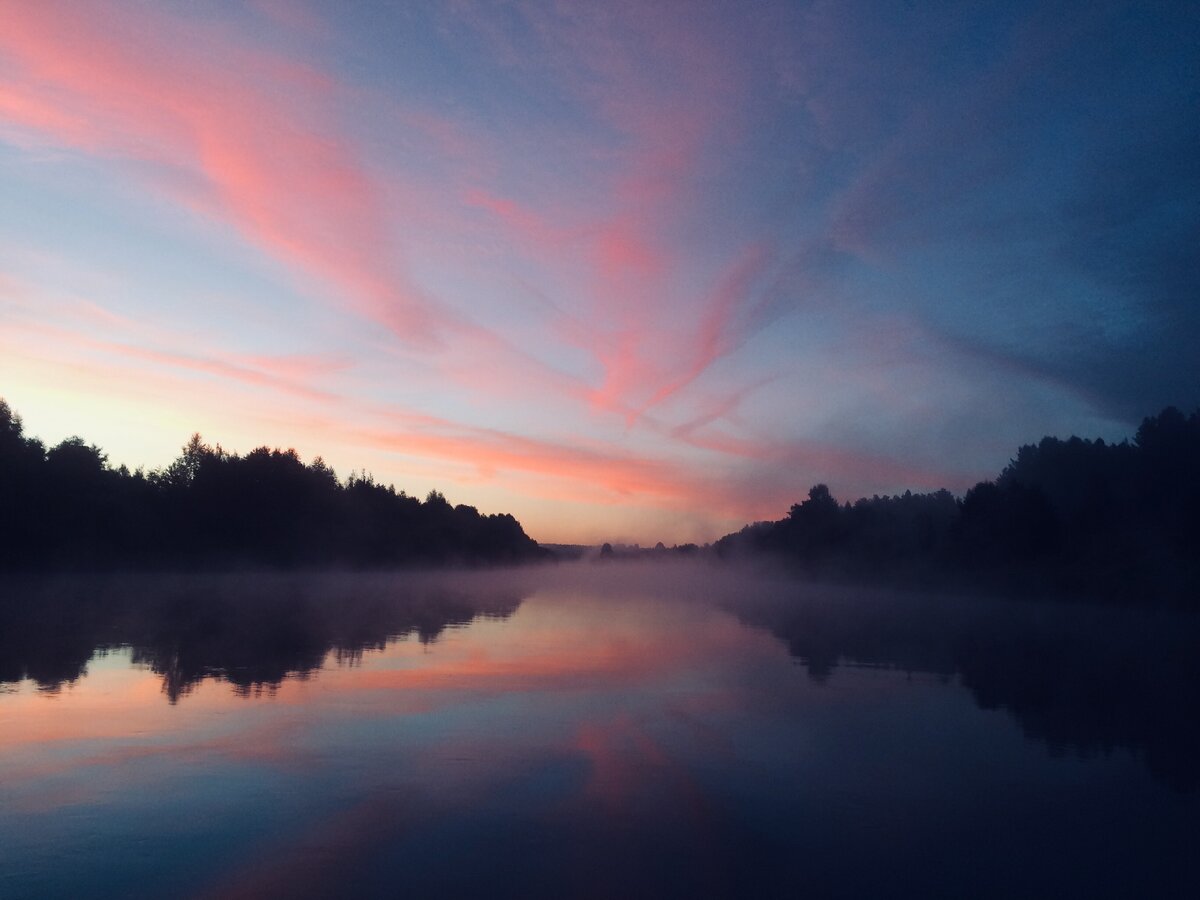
2,561,1197,898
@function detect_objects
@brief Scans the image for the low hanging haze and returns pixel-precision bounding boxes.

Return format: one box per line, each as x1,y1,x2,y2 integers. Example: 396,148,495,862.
1,1,1197,545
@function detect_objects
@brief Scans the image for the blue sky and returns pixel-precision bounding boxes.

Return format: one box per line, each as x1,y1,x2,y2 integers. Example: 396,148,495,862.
1,0,1196,543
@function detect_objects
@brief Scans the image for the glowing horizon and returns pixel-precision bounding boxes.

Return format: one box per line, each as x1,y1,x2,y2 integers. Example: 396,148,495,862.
2,1,1196,545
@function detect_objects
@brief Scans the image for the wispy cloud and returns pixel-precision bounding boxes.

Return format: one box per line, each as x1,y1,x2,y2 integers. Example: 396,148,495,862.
3,0,1192,542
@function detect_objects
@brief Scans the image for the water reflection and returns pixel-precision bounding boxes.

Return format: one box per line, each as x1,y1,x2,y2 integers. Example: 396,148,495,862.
732,583,1200,792
0,564,1197,898
0,572,524,702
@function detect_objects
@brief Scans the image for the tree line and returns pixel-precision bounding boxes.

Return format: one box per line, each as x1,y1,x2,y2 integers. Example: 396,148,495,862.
715,407,1200,605
0,399,542,570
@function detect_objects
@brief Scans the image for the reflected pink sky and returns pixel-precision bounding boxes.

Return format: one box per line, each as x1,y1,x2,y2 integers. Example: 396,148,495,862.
0,580,813,886
3,565,1197,897
0,587,773,758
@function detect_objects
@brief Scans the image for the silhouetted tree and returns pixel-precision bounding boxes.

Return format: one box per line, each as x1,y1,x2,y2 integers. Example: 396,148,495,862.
0,399,543,571
714,407,1200,605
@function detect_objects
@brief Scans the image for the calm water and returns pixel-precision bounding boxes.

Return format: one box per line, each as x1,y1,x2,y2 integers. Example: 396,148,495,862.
1,563,1197,898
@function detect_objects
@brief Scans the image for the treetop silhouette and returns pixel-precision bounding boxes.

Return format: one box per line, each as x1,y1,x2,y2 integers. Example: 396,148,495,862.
0,400,542,570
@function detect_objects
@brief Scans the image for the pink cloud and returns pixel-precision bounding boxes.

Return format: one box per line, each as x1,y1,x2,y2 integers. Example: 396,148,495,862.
0,2,451,343
584,244,774,426
6,317,343,406
0,2,1002,543
448,0,758,421
0,3,619,434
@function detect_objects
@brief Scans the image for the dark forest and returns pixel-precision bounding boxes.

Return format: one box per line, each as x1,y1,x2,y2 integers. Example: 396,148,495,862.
716,407,1200,605
0,399,542,570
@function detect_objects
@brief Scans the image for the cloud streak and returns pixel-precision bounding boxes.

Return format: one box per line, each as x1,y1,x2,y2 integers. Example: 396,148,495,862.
0,1,451,342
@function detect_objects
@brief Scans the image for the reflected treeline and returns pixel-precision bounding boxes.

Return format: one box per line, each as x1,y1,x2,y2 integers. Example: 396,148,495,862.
0,400,543,570
0,573,525,702
716,407,1200,605
734,585,1200,791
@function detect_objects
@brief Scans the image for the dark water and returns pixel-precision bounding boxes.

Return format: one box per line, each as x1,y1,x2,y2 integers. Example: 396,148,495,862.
1,563,1197,899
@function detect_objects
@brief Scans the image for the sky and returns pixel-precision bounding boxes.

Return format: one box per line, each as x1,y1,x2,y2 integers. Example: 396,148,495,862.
1,0,1197,545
